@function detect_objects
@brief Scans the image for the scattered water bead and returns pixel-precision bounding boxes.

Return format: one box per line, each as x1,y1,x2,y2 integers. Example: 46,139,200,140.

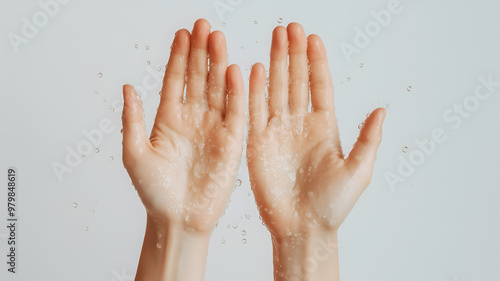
407,86,413,92
95,148,100,153
84,226,89,231
232,223,238,229
358,123,364,129
145,46,150,50
221,238,226,244
147,61,150,65
72,202,78,208
98,73,103,78
254,20,258,24
156,243,162,249
227,224,231,228
94,91,99,95
242,238,247,244
157,66,161,72
360,63,364,68
235,179,242,187
245,214,251,219
135,44,138,49
305,212,312,218
347,77,351,81
110,107,115,112
277,17,283,24
241,230,246,236
110,156,114,161
247,192,252,197
402,146,409,153
385,104,390,109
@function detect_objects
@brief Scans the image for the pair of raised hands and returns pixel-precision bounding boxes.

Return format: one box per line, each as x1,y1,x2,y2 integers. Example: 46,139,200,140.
122,19,385,281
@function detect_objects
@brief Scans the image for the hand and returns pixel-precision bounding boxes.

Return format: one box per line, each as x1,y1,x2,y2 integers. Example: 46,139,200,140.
122,19,245,281
247,23,386,280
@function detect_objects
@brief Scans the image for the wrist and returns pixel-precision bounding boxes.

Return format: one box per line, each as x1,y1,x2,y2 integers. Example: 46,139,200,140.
135,215,211,281
271,228,339,281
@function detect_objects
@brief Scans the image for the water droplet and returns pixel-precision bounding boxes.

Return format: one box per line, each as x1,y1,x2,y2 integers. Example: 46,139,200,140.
235,179,242,187
254,20,258,24
241,230,246,236
247,192,251,197
134,44,138,49
358,123,364,129
360,63,364,68
232,223,238,229
402,146,409,153
98,73,103,78
221,238,226,244
81,153,86,157
145,46,150,50
157,66,161,72
72,202,78,208
227,224,231,228
110,156,114,161
95,148,100,153
156,242,162,249
110,107,115,112
407,86,413,92
347,77,351,81
305,212,312,218
84,226,89,231
147,61,150,65
242,238,247,244
94,91,99,95
277,18,283,24
385,104,390,109
245,214,251,219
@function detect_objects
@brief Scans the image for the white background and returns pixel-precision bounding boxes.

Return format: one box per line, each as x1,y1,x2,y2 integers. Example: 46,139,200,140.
0,0,498,280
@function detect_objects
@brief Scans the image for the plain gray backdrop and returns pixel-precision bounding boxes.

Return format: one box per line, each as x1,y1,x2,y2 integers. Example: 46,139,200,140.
0,0,498,280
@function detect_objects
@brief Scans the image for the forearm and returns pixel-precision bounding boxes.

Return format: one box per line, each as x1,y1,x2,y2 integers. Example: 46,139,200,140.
272,229,339,281
135,215,210,281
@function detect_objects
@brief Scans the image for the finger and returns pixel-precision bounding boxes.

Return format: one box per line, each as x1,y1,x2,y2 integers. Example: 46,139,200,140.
249,63,267,133
225,64,245,135
268,26,289,116
207,30,228,113
346,108,386,171
186,18,211,103
122,85,149,163
287,23,309,114
159,29,190,108
307,34,334,112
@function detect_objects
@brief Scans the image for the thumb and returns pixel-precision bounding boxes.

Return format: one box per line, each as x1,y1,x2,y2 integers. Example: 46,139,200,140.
122,84,149,165
346,108,386,173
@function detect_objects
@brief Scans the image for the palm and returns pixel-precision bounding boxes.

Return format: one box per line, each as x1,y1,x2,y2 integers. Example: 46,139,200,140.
129,110,239,233
249,112,354,237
